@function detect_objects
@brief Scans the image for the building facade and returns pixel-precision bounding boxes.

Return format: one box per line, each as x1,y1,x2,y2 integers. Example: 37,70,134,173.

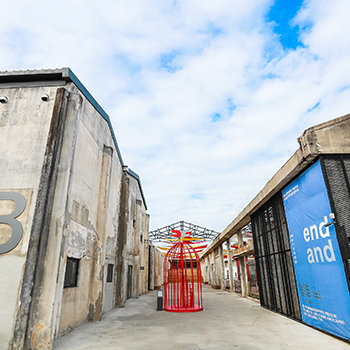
0,68,161,350
201,114,350,342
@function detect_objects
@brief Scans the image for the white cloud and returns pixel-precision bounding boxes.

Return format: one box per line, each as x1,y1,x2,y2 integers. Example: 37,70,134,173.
1,0,350,232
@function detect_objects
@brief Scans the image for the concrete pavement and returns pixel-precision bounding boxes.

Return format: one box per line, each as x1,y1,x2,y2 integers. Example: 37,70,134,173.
54,285,349,350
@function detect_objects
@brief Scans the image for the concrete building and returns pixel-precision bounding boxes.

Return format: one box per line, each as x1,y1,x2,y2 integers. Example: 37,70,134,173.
114,166,150,306
0,68,161,350
201,226,255,294
201,113,350,342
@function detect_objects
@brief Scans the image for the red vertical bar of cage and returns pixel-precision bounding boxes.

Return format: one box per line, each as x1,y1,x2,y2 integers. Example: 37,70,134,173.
169,246,175,308
178,248,181,306
174,250,178,303
174,245,178,309
182,244,187,308
178,244,182,308
165,246,172,309
185,243,192,308
188,246,192,308
170,246,174,308
184,244,191,307
189,244,195,308
182,243,186,308
198,253,203,308
166,247,173,308
192,244,202,309
163,253,167,307
170,245,176,309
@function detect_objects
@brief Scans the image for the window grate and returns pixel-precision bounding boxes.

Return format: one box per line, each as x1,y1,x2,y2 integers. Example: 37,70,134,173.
320,155,350,291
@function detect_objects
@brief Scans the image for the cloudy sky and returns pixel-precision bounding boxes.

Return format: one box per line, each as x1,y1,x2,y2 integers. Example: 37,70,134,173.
2,0,350,232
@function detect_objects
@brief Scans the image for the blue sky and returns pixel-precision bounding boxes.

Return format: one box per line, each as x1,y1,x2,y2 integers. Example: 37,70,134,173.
268,0,304,49
1,0,350,232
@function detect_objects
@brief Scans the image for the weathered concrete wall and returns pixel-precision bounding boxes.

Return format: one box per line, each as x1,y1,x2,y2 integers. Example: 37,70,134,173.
153,247,164,289
148,244,155,290
201,255,210,283
114,168,149,307
214,252,222,288
138,213,150,295
0,86,66,350
208,252,215,286
202,250,222,288
55,85,123,336
0,69,153,350
15,82,125,348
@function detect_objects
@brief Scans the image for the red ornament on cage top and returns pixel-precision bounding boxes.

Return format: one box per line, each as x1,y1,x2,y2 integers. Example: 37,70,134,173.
163,230,203,312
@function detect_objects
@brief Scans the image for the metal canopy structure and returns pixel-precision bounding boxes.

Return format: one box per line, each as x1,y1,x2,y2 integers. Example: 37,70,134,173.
149,221,219,241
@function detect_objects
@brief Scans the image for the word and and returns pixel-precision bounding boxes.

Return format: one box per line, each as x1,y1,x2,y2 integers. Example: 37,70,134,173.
303,216,336,263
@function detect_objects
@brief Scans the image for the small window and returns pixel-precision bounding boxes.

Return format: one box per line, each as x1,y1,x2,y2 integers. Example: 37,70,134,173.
140,234,143,243
215,248,219,256
186,260,197,269
107,264,114,283
64,257,80,288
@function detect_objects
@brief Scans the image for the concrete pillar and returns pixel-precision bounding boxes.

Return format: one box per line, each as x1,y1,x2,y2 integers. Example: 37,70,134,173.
143,214,150,294
13,88,74,350
237,229,248,297
210,252,216,286
204,256,210,283
93,145,113,319
226,237,234,292
149,245,155,290
115,174,129,307
132,256,140,299
219,244,226,290
132,200,142,299
154,249,159,289
208,253,213,285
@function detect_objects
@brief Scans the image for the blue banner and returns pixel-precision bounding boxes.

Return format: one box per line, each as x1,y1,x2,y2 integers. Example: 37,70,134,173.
282,160,350,340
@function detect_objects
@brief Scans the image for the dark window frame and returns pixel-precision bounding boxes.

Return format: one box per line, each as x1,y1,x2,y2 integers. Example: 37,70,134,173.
107,264,114,283
64,257,80,288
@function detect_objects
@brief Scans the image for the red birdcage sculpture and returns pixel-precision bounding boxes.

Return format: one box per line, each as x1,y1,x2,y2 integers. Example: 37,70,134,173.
163,230,203,312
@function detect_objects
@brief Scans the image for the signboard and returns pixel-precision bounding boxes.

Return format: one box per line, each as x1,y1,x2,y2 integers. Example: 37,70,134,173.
282,160,350,340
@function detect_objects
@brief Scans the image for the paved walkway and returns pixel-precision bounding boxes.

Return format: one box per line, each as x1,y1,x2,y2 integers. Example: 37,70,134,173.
54,285,349,350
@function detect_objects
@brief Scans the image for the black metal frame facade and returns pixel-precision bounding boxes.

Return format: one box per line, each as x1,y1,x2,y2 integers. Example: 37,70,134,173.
251,192,301,320
320,155,350,291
